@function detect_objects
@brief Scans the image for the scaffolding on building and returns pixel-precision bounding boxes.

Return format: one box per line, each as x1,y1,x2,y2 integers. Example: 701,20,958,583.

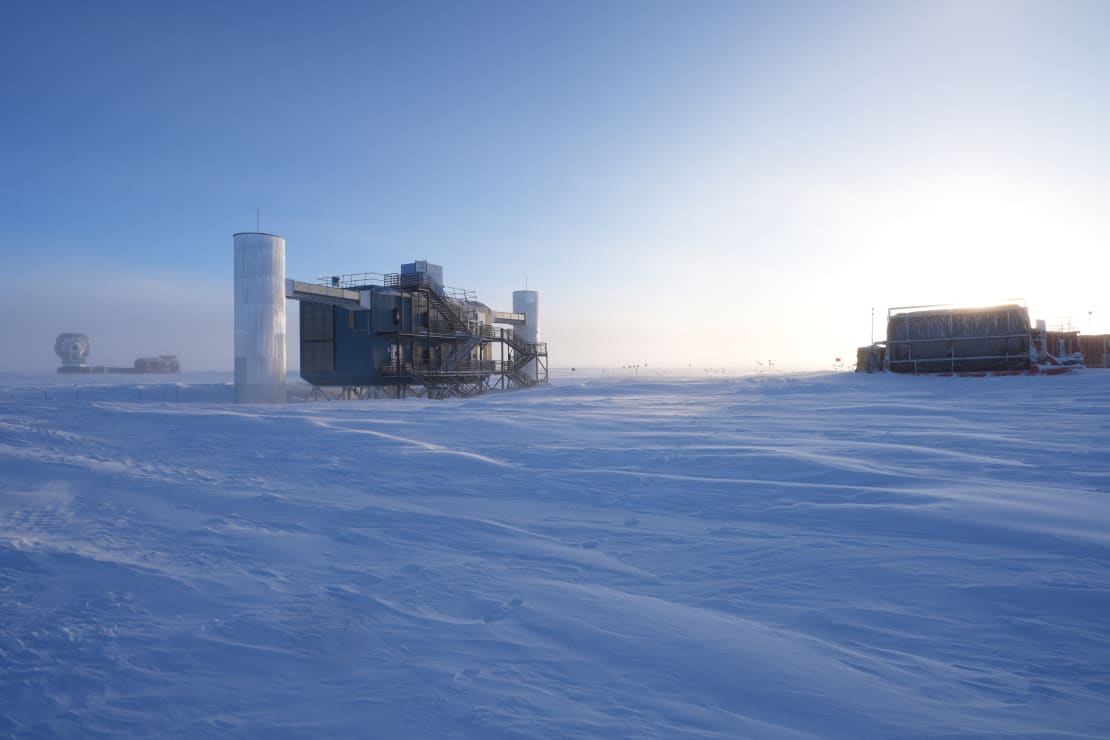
287,263,547,399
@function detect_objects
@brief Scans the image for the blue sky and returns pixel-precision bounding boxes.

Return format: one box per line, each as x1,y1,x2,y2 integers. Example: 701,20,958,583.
3,0,1108,371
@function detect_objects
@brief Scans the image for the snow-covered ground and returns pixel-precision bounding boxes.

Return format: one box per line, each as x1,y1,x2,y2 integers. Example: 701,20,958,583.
2,369,1109,739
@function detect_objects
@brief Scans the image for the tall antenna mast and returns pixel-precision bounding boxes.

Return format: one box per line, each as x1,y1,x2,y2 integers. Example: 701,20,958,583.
256,208,260,232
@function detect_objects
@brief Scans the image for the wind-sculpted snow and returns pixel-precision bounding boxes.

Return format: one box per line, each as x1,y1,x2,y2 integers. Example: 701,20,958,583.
2,370,1109,738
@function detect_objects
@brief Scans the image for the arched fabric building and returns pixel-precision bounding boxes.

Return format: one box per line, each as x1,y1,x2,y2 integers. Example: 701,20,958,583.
286,260,547,398
855,301,1088,375
885,303,1034,374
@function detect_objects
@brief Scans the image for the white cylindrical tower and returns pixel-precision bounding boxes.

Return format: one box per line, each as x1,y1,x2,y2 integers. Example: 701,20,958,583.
234,232,286,403
512,289,540,382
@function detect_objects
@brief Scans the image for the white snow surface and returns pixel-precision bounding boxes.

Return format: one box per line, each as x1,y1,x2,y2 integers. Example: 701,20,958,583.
2,370,1109,739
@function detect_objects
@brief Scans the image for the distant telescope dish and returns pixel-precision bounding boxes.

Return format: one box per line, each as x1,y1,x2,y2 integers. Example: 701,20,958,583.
55,333,91,366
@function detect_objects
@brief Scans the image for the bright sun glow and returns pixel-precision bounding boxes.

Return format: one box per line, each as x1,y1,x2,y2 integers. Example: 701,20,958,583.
860,170,1108,331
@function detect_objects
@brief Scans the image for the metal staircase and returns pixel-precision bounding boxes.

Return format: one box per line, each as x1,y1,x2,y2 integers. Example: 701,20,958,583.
444,332,485,370
385,273,469,332
374,273,547,396
501,330,547,385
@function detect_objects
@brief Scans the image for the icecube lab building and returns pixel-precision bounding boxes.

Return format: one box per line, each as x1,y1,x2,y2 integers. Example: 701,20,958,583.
290,268,547,403
233,231,546,400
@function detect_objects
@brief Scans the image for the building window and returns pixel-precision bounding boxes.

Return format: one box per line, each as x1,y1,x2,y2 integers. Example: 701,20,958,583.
301,303,335,372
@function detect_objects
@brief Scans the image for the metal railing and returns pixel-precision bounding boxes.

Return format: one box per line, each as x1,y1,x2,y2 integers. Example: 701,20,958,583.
316,272,477,303
316,272,386,289
888,299,1027,316
887,333,1030,345
380,360,504,376
888,355,1029,373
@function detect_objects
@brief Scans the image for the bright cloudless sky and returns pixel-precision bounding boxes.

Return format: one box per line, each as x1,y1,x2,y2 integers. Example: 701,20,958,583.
2,0,1108,372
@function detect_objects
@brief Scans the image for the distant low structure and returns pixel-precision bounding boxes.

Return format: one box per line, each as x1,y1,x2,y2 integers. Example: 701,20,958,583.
1078,335,1110,368
1045,330,1110,369
133,356,182,373
54,333,180,375
855,302,1095,376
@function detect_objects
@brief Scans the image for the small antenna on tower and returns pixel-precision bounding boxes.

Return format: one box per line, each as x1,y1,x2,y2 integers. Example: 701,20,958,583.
525,275,528,290
256,208,260,232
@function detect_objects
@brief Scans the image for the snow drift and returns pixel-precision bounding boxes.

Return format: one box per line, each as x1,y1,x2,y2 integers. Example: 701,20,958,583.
2,370,1109,738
